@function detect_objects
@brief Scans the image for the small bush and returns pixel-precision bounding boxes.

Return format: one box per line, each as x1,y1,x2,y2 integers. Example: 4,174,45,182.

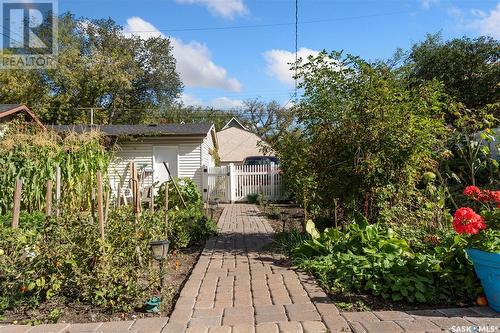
273,230,307,255
155,178,203,210
247,193,263,205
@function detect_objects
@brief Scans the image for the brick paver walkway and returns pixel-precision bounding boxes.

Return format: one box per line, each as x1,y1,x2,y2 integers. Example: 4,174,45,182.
1,204,499,333
163,204,344,333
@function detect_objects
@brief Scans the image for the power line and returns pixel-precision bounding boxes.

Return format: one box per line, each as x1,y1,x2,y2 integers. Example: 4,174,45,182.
128,10,414,34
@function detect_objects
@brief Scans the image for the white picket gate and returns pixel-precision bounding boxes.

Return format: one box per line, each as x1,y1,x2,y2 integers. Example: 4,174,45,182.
204,165,231,202
202,163,286,203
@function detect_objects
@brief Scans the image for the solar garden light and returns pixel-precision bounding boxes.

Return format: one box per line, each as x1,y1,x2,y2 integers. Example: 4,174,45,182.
150,239,169,261
149,239,170,300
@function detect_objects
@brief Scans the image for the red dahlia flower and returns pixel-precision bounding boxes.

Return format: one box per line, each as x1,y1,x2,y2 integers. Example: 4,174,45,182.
452,207,487,235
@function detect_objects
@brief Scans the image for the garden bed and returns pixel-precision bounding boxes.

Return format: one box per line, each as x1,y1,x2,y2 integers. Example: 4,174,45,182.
261,204,478,312
1,207,224,325
0,246,203,325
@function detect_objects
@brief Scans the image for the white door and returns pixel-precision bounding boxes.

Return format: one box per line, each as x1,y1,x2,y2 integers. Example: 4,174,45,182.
153,146,178,184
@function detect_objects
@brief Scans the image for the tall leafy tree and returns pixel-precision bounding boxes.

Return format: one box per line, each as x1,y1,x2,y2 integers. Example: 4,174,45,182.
0,14,182,124
274,51,450,223
409,34,500,188
240,99,293,140
409,33,500,128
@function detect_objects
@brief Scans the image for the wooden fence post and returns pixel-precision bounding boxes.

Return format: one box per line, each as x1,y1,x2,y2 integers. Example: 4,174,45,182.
12,179,22,228
97,171,104,239
228,163,236,203
202,165,208,203
55,166,61,217
45,180,53,217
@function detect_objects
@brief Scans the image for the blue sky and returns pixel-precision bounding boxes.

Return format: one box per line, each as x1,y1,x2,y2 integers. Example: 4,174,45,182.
60,0,500,109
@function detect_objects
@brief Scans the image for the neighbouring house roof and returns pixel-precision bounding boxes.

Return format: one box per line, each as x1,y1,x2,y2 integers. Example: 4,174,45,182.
0,104,45,128
50,123,214,137
222,117,247,131
216,126,273,163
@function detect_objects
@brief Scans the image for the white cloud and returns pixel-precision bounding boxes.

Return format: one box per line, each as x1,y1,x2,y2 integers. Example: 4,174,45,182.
263,47,320,86
180,93,203,106
175,0,248,19
420,0,439,9
472,3,500,38
123,17,242,91
209,97,244,109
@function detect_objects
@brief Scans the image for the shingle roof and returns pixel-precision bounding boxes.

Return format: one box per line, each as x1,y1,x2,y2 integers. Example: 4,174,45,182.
0,104,23,113
49,124,214,136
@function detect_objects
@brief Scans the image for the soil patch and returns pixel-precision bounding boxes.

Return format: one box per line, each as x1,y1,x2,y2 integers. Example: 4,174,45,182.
258,203,305,233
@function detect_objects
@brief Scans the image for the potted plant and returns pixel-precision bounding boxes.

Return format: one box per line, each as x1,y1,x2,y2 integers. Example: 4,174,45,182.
452,186,500,312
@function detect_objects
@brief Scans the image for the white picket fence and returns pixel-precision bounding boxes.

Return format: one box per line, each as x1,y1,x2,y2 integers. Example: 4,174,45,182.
202,163,286,202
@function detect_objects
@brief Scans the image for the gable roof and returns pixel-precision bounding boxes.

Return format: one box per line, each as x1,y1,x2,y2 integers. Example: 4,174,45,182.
0,104,45,128
50,123,214,137
222,117,247,131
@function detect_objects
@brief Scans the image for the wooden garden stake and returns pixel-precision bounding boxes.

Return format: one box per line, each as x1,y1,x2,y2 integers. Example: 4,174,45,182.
164,182,169,234
104,189,110,225
97,171,104,239
130,162,141,214
12,178,22,228
116,182,122,208
129,162,143,265
45,180,53,217
55,166,61,217
162,162,187,208
150,186,154,211
129,161,135,208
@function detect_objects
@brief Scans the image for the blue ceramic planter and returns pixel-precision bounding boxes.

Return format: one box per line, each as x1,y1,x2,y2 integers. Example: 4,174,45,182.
466,248,500,312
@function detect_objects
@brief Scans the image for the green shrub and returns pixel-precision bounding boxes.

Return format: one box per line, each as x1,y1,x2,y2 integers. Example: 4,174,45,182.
167,207,217,248
265,205,281,220
273,230,307,256
289,219,479,304
247,193,264,205
155,178,203,210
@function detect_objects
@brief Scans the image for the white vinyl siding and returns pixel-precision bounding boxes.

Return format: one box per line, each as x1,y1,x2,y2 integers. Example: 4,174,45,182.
201,132,216,168
178,142,202,186
108,137,204,193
